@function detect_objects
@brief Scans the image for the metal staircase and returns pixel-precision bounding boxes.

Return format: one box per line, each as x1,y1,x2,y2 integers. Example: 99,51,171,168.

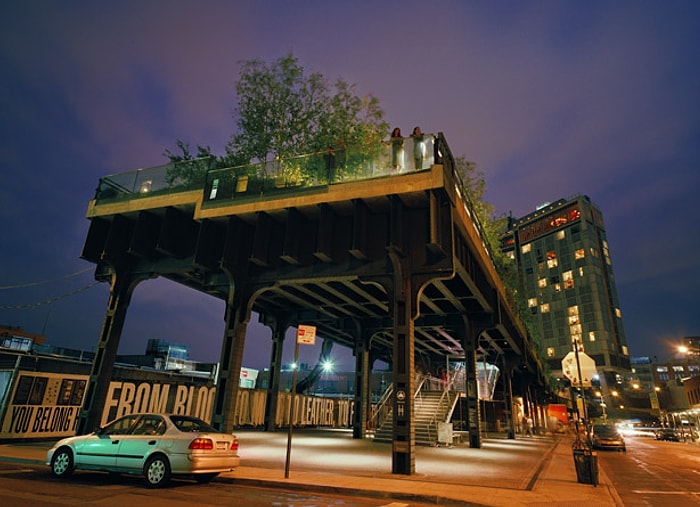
371,383,460,446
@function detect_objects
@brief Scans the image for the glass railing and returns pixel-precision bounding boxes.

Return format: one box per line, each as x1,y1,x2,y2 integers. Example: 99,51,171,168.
203,135,436,205
94,157,216,203
93,135,436,205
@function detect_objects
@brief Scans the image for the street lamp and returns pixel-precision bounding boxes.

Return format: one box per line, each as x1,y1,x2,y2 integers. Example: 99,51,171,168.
595,391,608,422
321,359,334,373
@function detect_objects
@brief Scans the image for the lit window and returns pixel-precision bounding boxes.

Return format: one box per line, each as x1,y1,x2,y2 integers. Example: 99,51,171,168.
575,249,585,260
568,315,579,326
521,243,531,254
570,324,582,335
589,331,596,342
557,230,565,240
578,267,584,277
547,347,556,357
540,303,550,313
615,308,622,318
568,305,579,316
656,366,668,372
562,270,573,281
547,258,558,268
528,297,538,308
564,279,574,289
571,333,582,345
553,283,561,292
538,278,547,288
672,365,685,372
507,251,515,260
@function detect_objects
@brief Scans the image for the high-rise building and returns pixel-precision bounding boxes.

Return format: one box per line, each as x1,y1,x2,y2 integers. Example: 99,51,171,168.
501,195,631,390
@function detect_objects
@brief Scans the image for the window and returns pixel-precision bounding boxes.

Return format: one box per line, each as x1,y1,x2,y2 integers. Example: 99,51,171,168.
672,365,685,372
557,230,565,240
540,303,550,313
546,252,558,268
568,305,579,316
553,283,561,292
547,347,556,357
574,249,585,260
568,315,579,325
564,279,574,289
603,240,612,265
570,324,582,335
528,297,538,308
538,278,547,288
578,267,584,277
656,366,668,372
615,308,622,318
521,243,531,254
588,331,596,342
562,270,573,281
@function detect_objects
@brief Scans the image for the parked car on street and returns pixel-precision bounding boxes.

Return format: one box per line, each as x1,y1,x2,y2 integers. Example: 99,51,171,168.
655,428,681,441
589,424,626,452
47,413,240,487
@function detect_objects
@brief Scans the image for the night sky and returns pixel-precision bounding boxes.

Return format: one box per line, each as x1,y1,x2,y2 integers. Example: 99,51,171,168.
1,2,698,372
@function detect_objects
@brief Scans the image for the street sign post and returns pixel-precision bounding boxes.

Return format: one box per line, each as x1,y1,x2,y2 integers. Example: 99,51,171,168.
285,324,317,478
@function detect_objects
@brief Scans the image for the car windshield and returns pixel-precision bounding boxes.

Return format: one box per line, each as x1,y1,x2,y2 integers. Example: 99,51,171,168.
169,415,218,433
594,425,620,437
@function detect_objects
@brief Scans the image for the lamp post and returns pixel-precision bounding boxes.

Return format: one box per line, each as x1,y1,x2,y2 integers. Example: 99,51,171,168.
595,390,607,422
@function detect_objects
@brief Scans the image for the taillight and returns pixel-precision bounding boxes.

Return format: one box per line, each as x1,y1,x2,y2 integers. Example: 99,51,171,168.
188,438,214,450
230,437,239,451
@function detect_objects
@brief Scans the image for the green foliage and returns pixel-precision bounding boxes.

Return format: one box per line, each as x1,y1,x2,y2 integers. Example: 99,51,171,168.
226,53,388,177
165,53,388,186
452,157,542,350
162,140,215,188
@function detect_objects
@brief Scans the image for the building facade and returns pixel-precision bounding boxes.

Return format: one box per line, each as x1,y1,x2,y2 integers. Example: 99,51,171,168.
501,195,631,392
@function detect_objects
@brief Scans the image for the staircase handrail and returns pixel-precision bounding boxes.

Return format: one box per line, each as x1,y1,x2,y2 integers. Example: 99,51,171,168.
367,382,393,432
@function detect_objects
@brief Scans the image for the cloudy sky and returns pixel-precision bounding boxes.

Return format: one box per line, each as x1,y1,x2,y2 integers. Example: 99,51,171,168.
1,1,698,371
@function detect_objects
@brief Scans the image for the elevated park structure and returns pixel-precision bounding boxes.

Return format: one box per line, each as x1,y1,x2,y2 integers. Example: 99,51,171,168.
78,132,550,475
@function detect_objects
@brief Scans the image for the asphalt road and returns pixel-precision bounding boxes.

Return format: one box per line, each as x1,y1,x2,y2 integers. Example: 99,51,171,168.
0,462,453,507
597,435,700,506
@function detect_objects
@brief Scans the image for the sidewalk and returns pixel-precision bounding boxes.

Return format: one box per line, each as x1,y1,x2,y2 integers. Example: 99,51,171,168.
0,430,622,506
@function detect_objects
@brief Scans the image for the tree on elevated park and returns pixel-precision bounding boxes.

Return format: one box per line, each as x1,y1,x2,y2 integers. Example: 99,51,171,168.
165,53,388,185
164,53,539,358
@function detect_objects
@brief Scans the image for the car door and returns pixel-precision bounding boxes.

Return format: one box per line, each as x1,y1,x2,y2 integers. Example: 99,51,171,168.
76,414,139,469
115,415,166,472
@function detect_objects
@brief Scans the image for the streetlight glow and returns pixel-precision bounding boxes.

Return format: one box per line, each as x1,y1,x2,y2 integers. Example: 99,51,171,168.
321,359,334,373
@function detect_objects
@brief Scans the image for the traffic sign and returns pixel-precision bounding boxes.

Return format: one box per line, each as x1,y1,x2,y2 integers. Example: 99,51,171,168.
296,325,317,345
561,351,596,387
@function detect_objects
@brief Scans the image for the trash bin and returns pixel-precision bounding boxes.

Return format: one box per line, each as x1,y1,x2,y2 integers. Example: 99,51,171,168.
572,448,599,486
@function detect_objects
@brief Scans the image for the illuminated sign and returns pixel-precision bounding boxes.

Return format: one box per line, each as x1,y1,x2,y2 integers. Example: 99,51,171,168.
518,204,581,244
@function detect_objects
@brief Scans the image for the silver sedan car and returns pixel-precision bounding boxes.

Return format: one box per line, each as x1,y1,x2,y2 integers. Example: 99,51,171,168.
47,413,240,487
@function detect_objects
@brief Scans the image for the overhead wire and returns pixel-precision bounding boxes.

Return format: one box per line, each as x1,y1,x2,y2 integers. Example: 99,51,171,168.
0,267,101,309
0,267,94,290
0,281,101,310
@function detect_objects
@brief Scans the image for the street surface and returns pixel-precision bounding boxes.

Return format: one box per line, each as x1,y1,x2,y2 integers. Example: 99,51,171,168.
0,462,446,507
597,435,700,506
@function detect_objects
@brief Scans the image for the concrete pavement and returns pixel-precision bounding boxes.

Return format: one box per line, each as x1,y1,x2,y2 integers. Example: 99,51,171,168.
0,429,622,506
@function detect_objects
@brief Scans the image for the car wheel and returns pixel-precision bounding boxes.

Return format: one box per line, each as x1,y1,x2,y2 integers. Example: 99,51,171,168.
195,473,219,484
50,447,74,478
143,454,171,488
